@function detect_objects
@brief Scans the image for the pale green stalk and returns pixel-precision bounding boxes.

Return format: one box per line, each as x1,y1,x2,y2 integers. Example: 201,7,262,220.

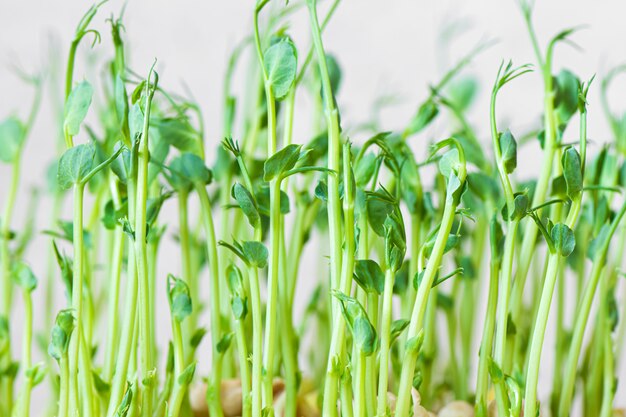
134,69,157,416
376,268,395,415
395,143,466,416
196,185,224,417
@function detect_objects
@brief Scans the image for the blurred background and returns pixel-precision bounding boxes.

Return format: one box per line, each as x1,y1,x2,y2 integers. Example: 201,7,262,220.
2,0,626,414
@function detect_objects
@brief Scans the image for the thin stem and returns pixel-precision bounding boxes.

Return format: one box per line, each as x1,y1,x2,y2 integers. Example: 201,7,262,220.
248,264,263,417
395,188,464,417
523,253,561,417
475,241,500,417
262,178,281,408
134,73,157,416
376,268,395,415
196,185,223,417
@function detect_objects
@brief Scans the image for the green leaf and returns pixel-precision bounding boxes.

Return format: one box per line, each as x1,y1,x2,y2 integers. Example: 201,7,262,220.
57,143,96,189
0,116,25,163
155,117,201,154
64,81,93,136
48,310,74,361
438,148,461,178
404,99,438,136
114,75,130,142
404,330,424,354
488,357,504,383
232,183,260,228
551,223,576,257
171,152,212,186
216,333,233,354
167,274,192,322
113,383,133,417
365,190,395,237
26,362,46,386
263,144,302,182
355,152,377,188
562,146,583,200
554,69,580,126
390,319,410,345
242,241,269,269
177,362,196,385
12,262,37,292
231,296,248,321
384,212,406,271
446,76,478,111
587,223,610,261
499,130,517,174
264,37,298,100
333,292,377,355
189,328,207,350
92,370,110,393
353,315,377,356
353,260,384,295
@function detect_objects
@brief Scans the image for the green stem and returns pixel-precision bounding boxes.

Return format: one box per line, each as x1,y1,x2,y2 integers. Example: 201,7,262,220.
103,187,124,381
106,178,137,417
492,219,519,417
16,288,33,417
558,202,626,416
167,318,185,417
376,268,395,416
395,178,464,417
235,318,251,417
523,253,560,417
354,351,366,417
134,75,157,416
248,264,263,417
0,160,19,416
68,184,93,417
196,185,223,417
59,356,70,417
475,235,500,417
262,178,281,408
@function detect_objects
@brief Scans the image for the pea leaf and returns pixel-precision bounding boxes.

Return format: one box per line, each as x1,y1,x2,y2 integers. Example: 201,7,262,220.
390,319,410,345
216,332,234,354
57,143,96,189
263,144,302,182
242,241,268,269
554,69,580,126
384,212,406,272
64,81,93,136
333,292,377,356
190,328,207,350
232,183,260,228
178,362,196,385
264,37,298,100
113,383,133,417
499,130,517,174
48,310,74,361
353,259,384,295
562,146,583,200
404,99,438,137
177,152,212,185
167,274,192,322
551,223,576,257
12,262,37,292
0,117,25,163
154,117,201,154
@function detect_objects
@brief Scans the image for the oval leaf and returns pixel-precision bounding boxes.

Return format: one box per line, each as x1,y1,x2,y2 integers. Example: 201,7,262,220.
64,81,93,136
264,38,297,100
